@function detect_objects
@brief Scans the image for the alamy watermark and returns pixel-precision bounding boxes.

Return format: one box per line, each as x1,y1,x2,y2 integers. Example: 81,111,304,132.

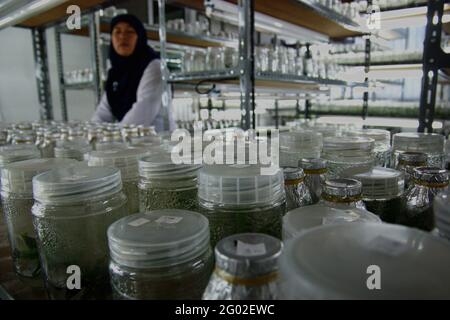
66,265,81,290
66,5,81,30
366,265,381,290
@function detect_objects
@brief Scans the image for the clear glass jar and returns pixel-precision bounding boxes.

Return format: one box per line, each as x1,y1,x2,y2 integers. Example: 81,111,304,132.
203,233,282,300
88,147,149,214
0,145,41,168
138,150,201,212
400,167,449,232
1,158,76,278
345,129,391,167
207,47,225,70
108,209,213,300
39,131,60,158
32,166,128,299
54,140,92,161
434,190,450,242
322,136,375,179
198,164,286,247
299,158,327,204
392,133,445,168
396,152,427,189
283,167,312,211
282,203,381,240
320,178,367,210
269,47,279,73
279,130,322,167
353,167,405,223
224,47,238,69
278,223,450,299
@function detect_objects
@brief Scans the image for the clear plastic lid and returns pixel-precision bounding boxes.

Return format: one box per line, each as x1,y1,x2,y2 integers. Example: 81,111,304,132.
95,141,129,151
323,136,375,154
279,223,450,299
32,165,122,205
130,135,162,147
283,167,305,181
1,158,76,196
107,209,210,268
322,178,362,198
345,129,391,146
280,130,323,151
215,233,282,277
198,164,285,206
54,140,92,160
434,190,450,239
392,132,445,154
0,145,41,167
299,158,327,173
88,147,149,180
412,167,449,185
283,204,381,240
353,167,404,199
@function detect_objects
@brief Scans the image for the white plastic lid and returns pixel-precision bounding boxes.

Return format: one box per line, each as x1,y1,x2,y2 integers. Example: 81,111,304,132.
353,167,404,199
283,204,381,240
392,132,445,154
1,158,76,196
434,190,450,239
280,130,323,151
88,147,149,180
0,145,41,167
198,164,285,206
279,223,450,299
32,165,122,205
108,209,210,268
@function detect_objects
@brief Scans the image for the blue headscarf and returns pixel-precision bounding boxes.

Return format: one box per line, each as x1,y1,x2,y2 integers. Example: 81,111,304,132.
105,14,159,121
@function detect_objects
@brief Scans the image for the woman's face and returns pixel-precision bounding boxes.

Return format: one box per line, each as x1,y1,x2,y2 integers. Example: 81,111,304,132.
112,22,138,57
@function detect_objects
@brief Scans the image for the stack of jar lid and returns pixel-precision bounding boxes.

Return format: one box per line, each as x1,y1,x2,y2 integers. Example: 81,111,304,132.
54,140,92,161
0,144,41,168
279,130,322,167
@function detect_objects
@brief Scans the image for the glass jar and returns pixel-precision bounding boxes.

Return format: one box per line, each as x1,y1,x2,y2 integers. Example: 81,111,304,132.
298,158,327,204
279,130,322,167
198,164,286,247
322,136,375,178
1,158,76,278
108,209,213,300
396,152,427,189
88,147,149,214
320,178,367,210
39,131,60,158
269,47,279,73
282,203,381,240
0,145,41,168
54,140,92,161
434,190,450,242
345,129,391,167
392,133,445,168
353,167,405,223
138,150,201,212
32,166,128,299
400,167,449,232
203,233,282,300
283,167,312,211
278,223,450,299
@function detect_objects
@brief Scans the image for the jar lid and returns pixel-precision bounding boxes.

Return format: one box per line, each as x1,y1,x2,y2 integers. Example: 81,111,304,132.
434,190,450,238
0,145,41,167
322,178,362,198
392,132,445,154
279,223,450,299
283,204,381,240
353,167,404,199
108,209,210,268
345,129,390,145
215,233,282,278
139,149,202,181
283,167,305,181
32,165,122,205
130,135,162,146
95,142,128,151
1,158,76,195
323,136,375,152
398,151,428,165
299,158,327,171
88,147,149,180
280,130,323,151
198,164,285,206
412,167,449,185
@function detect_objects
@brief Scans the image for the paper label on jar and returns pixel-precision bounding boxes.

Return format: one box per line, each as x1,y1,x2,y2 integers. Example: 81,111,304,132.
370,236,407,257
236,241,266,257
128,218,150,227
155,216,183,224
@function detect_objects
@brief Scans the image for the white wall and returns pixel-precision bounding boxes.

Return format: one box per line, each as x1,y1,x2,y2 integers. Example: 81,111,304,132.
0,26,98,123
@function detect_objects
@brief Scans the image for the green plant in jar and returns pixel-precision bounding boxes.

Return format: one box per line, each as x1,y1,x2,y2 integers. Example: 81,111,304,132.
198,164,286,247
1,158,76,279
32,166,128,300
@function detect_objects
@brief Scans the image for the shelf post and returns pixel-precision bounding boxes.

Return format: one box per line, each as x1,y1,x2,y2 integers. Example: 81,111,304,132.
238,0,255,130
32,27,54,121
418,0,449,133
89,11,103,105
158,0,172,132
54,27,67,121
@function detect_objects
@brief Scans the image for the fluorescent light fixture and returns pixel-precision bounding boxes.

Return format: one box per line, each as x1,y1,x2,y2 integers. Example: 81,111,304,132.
205,0,328,43
317,116,443,130
0,0,67,29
